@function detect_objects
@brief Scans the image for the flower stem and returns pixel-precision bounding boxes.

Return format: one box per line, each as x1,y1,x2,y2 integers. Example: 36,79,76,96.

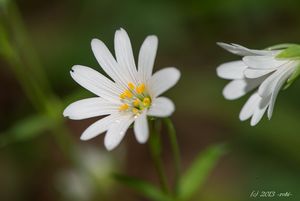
148,119,170,194
163,118,181,197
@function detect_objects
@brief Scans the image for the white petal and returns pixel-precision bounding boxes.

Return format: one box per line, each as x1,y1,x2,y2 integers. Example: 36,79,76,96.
148,67,180,97
258,64,290,98
147,97,175,117
70,65,121,102
134,111,149,143
243,55,286,70
239,92,260,121
91,38,127,88
216,61,246,80
217,42,271,56
249,95,270,126
63,97,118,120
250,104,268,126
80,113,122,140
222,78,263,100
244,68,274,79
114,28,138,84
104,115,134,151
267,65,295,119
138,35,158,83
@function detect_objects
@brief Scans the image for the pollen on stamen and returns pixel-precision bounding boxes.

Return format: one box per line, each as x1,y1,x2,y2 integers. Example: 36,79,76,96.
119,103,129,111
119,93,126,99
132,108,139,115
143,97,151,107
124,90,133,98
128,82,135,90
133,99,140,107
136,83,145,94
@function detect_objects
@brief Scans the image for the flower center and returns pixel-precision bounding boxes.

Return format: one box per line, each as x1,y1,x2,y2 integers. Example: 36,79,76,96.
118,82,151,115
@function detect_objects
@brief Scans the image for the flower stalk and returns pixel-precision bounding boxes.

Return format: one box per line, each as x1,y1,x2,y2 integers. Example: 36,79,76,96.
164,118,181,196
148,118,182,200
148,119,170,194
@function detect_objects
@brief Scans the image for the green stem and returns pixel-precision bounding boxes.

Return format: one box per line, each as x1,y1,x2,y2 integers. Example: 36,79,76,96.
163,118,181,197
0,1,77,165
148,119,170,194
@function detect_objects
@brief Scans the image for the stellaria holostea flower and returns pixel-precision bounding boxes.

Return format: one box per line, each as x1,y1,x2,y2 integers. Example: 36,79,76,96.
63,28,180,150
217,43,300,126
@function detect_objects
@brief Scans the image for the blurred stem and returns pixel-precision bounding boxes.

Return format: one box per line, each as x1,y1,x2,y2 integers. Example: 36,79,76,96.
163,118,181,197
0,1,77,165
148,119,170,195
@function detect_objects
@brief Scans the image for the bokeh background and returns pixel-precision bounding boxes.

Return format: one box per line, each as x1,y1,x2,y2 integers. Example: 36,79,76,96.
1,0,300,200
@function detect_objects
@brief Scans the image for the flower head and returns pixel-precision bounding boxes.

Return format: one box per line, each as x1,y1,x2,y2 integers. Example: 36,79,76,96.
217,42,300,126
64,28,180,150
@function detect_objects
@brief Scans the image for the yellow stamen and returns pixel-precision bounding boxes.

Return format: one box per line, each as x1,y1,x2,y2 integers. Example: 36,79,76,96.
124,90,133,98
143,97,151,107
119,103,129,111
119,93,126,99
133,99,140,107
136,83,145,94
132,108,139,115
128,82,135,90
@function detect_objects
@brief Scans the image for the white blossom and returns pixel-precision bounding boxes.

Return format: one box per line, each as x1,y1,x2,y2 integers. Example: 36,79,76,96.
64,28,180,150
217,43,299,126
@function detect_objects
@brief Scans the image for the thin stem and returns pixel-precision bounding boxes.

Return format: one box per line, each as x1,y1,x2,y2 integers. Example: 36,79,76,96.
148,119,170,194
1,1,77,165
163,118,181,197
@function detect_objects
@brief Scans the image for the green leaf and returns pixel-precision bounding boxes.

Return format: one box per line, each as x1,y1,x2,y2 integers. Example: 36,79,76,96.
178,144,226,201
276,45,300,59
0,114,53,147
113,174,173,201
283,64,300,90
266,43,298,50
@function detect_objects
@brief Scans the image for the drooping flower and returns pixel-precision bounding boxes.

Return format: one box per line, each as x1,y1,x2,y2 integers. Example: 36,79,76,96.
216,42,300,126
63,28,180,150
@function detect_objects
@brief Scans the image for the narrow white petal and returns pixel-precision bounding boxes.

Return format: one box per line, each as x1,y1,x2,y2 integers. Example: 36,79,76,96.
216,61,246,80
239,92,260,121
63,97,118,120
258,64,291,98
250,105,268,126
243,55,287,70
222,77,264,100
70,65,121,102
250,95,270,126
114,28,138,84
91,38,127,88
244,68,274,79
217,42,271,56
267,65,295,119
80,113,122,140
138,35,158,83
104,115,134,151
147,97,175,117
148,67,180,97
134,111,149,143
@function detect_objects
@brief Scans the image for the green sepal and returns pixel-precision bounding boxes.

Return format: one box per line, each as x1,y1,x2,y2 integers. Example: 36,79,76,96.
283,64,300,90
266,43,298,50
113,174,173,201
276,45,300,59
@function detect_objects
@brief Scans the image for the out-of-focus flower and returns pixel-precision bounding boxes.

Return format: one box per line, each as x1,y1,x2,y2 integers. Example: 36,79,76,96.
217,43,300,126
64,28,180,150
56,146,120,201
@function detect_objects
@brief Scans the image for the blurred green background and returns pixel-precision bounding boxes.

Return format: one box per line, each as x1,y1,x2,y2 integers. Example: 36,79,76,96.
1,0,300,200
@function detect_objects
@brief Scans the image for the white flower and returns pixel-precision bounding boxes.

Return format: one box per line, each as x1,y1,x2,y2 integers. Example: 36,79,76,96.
63,28,180,150
217,43,299,126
